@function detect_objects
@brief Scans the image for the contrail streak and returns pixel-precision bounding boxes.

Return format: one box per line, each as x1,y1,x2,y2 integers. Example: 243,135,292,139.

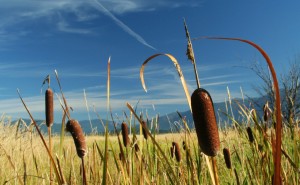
92,0,156,50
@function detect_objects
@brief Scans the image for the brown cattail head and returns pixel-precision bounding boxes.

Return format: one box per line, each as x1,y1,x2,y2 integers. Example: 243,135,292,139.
66,119,87,158
172,142,181,162
263,102,271,122
246,127,254,143
170,147,174,158
191,88,220,156
121,122,130,147
45,88,54,127
141,120,148,140
182,141,186,150
133,135,140,152
223,148,232,169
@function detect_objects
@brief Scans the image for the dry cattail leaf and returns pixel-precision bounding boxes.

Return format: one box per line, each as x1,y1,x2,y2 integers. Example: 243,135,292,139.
191,88,220,157
223,148,232,169
172,142,181,162
66,119,87,158
140,53,191,110
45,88,54,127
121,122,130,147
246,127,254,143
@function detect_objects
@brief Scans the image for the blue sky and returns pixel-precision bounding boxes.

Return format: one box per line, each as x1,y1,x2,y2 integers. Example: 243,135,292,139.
0,1,299,122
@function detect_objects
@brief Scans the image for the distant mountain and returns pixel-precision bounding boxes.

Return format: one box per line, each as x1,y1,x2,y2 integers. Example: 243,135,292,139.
15,89,298,135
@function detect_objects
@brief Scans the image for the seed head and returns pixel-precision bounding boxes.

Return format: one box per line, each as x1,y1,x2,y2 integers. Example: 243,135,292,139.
223,148,232,169
182,141,186,150
141,120,148,140
66,119,87,158
263,102,271,122
191,88,220,156
172,142,181,162
133,135,140,152
246,127,254,143
45,88,54,127
121,122,130,147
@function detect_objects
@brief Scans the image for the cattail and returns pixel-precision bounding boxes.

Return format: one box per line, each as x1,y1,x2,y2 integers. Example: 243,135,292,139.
172,142,181,162
133,135,140,152
170,147,174,158
66,119,87,158
119,153,123,161
251,109,257,121
141,120,148,140
246,127,254,143
121,122,130,147
45,88,54,127
191,88,220,156
223,148,232,169
263,102,271,122
182,141,186,150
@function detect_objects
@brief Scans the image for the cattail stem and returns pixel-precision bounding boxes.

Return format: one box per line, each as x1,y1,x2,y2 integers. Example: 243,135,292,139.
48,127,53,185
211,157,219,185
17,89,63,184
184,19,200,88
82,158,88,185
234,168,240,185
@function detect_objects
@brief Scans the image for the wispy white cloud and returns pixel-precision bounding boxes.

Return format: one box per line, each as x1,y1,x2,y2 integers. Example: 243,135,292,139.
57,17,92,34
91,0,156,50
0,0,199,45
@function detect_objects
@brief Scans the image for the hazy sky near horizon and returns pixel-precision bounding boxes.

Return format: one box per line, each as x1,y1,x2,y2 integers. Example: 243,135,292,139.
0,0,299,122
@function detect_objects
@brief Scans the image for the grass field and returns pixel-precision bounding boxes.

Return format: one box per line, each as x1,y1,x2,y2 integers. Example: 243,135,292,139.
0,114,299,184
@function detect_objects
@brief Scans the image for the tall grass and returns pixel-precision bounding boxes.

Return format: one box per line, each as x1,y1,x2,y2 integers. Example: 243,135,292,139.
0,112,299,184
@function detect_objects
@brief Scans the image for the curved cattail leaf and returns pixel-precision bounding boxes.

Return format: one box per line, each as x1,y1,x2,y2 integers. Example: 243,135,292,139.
141,120,148,140
197,37,282,184
45,88,54,127
191,88,220,156
172,142,181,162
66,119,87,158
223,148,232,169
246,127,254,143
121,122,130,147
140,53,191,110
